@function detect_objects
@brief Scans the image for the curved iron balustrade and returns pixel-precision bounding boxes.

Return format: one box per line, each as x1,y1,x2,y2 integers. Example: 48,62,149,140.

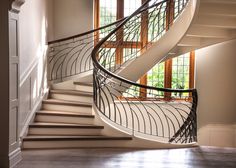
92,0,198,143
48,19,126,82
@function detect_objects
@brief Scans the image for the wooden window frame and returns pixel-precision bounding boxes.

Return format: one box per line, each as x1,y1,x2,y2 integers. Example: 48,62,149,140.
94,0,144,64
94,0,195,100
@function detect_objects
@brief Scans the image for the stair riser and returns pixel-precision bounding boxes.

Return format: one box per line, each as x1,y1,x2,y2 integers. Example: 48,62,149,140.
28,128,102,136
42,104,92,114
50,93,92,103
35,115,94,125
23,140,131,149
75,85,93,92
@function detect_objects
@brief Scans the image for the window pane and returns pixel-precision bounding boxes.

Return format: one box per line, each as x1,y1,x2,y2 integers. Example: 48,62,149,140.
123,48,141,63
147,62,165,97
123,0,142,42
148,1,167,42
172,53,190,97
99,0,117,38
123,80,140,98
174,0,186,18
99,48,116,69
124,0,142,17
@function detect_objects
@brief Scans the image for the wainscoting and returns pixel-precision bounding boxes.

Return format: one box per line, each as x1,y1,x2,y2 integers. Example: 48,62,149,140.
19,54,48,142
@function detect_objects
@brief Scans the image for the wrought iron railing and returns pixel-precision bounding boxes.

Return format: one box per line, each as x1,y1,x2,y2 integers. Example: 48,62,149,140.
47,19,126,82
92,0,198,143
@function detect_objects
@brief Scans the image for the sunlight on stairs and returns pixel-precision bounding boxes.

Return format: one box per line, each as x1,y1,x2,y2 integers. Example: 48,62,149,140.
22,82,132,149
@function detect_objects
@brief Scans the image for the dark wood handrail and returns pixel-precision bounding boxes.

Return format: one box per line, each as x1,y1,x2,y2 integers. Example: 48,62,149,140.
92,0,196,94
48,0,165,45
48,18,126,45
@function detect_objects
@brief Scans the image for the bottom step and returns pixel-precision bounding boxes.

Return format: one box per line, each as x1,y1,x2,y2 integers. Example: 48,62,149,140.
23,136,133,149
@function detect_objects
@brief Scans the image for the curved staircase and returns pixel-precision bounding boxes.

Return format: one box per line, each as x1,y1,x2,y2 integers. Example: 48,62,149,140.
22,0,236,149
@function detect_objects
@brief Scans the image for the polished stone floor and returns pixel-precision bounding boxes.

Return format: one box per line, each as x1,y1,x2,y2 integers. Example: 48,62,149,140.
15,146,236,168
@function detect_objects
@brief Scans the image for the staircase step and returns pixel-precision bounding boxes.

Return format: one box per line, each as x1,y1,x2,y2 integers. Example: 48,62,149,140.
36,110,94,118
29,122,103,129
50,89,93,97
28,122,103,136
73,82,93,92
43,99,92,107
35,110,95,124
42,99,92,113
24,135,132,141
50,90,93,103
73,82,93,87
22,135,132,149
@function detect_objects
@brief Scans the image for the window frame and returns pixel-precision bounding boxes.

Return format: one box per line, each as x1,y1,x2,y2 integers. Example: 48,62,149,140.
94,0,195,100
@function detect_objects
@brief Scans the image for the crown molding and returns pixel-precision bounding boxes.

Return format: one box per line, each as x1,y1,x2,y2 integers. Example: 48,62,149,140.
11,0,25,13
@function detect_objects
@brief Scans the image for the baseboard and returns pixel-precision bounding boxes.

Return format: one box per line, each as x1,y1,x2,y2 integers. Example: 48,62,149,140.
198,124,236,148
9,148,22,168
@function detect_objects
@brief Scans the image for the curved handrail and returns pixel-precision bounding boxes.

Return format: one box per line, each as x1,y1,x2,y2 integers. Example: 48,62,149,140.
47,17,126,82
92,0,198,144
92,0,194,94
48,18,126,45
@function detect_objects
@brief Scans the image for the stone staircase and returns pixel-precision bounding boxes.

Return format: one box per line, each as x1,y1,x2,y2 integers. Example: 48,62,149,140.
22,82,132,149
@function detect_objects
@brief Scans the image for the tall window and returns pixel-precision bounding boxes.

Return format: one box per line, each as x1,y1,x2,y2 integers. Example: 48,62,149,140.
95,0,142,64
94,0,195,99
99,0,117,39
146,52,195,98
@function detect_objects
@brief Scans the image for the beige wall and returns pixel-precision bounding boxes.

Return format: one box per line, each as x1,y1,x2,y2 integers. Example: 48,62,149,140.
51,0,93,41
19,0,50,74
19,0,51,138
196,39,236,147
18,0,93,138
196,39,236,127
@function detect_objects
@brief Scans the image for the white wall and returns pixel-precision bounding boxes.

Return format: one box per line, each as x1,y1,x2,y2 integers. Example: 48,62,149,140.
195,39,236,147
19,0,52,137
52,0,93,41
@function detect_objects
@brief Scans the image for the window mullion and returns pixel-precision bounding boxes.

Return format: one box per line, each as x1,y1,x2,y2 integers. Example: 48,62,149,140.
94,0,100,46
116,0,124,65
164,0,174,100
164,59,172,99
140,0,149,98
166,0,175,30
189,51,195,88
140,74,147,99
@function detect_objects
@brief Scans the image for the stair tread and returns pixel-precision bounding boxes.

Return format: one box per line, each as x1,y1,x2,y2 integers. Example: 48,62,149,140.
29,122,104,129
50,89,93,97
37,110,94,118
23,135,133,141
73,82,93,87
43,99,92,107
